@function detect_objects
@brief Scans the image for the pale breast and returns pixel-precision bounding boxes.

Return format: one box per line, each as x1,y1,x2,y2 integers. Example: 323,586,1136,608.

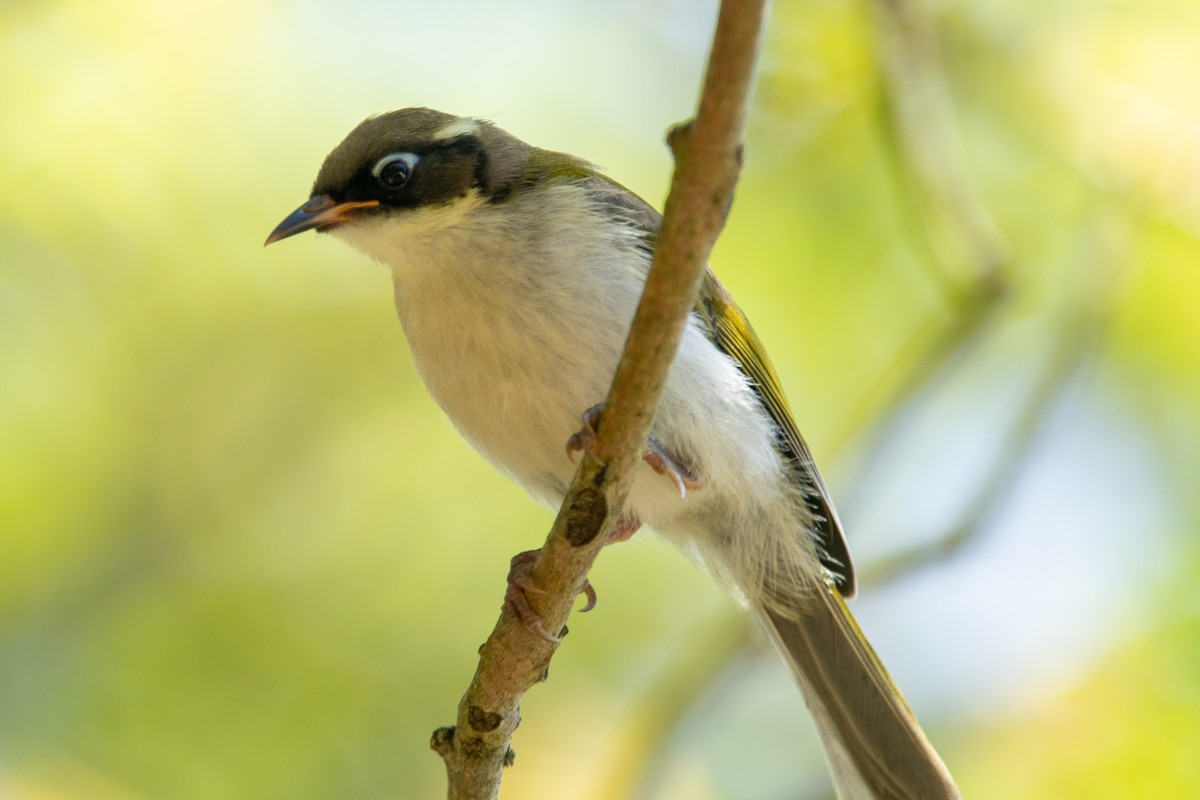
379,190,647,505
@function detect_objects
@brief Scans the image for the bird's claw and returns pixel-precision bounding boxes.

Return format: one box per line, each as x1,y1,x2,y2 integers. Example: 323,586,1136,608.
565,404,603,457
504,550,598,643
566,404,702,501
644,437,702,500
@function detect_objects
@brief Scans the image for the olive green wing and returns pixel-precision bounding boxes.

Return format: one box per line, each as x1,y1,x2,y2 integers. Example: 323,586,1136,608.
694,271,854,596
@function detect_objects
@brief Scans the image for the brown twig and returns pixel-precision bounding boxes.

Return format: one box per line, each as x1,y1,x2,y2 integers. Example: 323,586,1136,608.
430,2,769,798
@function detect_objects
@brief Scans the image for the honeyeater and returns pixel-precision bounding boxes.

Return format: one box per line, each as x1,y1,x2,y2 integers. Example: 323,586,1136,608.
267,108,960,799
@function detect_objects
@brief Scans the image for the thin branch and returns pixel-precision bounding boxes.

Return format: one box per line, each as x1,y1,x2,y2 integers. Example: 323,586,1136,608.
827,0,1016,459
867,0,1009,298
431,3,769,798
859,231,1122,586
826,286,1005,470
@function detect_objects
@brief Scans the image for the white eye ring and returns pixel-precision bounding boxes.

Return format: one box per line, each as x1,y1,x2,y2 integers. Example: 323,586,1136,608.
372,152,420,189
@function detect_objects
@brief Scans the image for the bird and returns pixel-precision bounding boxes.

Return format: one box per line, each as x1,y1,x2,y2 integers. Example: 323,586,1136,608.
266,107,961,799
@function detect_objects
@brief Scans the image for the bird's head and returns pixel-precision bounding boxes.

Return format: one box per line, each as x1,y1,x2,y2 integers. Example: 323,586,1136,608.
266,108,558,246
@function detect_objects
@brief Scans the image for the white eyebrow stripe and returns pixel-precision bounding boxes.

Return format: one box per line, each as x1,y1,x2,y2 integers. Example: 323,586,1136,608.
434,118,480,141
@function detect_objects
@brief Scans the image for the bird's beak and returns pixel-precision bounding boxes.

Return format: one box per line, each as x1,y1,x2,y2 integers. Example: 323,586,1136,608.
264,194,380,245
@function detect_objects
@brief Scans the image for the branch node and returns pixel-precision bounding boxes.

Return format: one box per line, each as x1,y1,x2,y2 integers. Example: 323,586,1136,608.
431,726,455,758
563,487,608,546
467,705,504,733
666,119,695,156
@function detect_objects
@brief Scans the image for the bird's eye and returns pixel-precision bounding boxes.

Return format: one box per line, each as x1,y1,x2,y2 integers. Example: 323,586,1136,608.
371,152,419,190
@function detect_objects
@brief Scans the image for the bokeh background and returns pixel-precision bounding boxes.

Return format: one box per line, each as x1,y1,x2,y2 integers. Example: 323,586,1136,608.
3,0,1198,797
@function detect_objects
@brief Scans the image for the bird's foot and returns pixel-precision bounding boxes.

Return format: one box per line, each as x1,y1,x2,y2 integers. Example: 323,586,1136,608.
504,549,597,644
566,403,702,501
644,437,702,500
609,513,642,543
565,403,604,458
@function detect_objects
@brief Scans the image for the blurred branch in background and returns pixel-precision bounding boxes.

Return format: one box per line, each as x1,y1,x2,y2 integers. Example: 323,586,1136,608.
867,0,1009,297
859,222,1122,587
828,0,1014,461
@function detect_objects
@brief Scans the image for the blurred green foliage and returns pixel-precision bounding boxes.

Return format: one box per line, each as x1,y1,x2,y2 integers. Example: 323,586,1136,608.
2,0,1198,798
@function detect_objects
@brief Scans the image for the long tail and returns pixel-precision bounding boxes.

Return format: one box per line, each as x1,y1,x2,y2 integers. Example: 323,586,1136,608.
757,585,961,799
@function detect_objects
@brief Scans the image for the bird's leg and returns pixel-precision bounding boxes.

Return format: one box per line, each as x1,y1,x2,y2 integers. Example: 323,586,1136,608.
566,403,703,501
504,549,596,644
526,404,694,639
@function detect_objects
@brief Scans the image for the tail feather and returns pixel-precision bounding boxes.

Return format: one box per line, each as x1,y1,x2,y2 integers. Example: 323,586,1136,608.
758,586,961,800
